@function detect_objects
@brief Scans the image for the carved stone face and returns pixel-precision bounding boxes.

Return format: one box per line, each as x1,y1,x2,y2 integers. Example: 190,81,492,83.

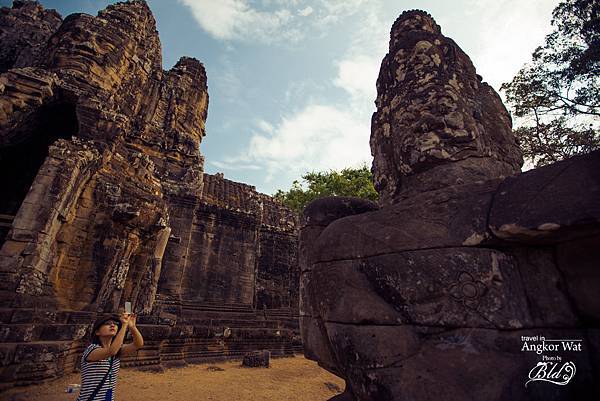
371,11,522,203
46,13,127,90
377,39,482,172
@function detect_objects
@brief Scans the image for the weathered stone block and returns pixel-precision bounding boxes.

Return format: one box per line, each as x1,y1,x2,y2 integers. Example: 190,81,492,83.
0,324,43,342
242,350,270,367
490,151,600,243
312,181,499,263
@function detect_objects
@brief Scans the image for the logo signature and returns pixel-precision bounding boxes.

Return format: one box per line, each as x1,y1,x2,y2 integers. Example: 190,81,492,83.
525,361,576,387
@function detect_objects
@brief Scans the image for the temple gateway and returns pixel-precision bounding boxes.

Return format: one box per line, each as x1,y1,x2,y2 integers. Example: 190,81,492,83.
0,1,300,388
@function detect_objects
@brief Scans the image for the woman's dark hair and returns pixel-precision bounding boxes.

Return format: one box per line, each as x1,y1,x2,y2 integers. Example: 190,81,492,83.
90,315,122,345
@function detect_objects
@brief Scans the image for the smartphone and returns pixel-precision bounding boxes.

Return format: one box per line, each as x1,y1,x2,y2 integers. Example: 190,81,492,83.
125,301,132,314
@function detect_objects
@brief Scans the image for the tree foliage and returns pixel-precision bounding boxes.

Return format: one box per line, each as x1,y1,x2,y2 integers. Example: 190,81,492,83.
500,0,599,166
273,165,378,213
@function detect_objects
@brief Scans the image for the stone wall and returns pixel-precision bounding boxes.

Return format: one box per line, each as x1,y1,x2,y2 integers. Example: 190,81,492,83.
0,1,300,389
177,173,299,310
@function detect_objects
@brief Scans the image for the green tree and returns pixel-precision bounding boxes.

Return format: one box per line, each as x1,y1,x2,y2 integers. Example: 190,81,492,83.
273,165,378,213
500,0,599,166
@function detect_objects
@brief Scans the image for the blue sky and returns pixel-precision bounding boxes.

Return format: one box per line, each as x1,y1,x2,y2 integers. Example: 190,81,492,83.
3,0,559,194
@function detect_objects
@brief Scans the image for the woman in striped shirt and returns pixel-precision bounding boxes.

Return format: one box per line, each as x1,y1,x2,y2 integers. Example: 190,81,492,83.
77,312,144,401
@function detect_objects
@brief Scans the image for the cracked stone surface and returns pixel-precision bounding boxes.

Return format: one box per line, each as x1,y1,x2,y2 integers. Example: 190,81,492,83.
300,9,600,401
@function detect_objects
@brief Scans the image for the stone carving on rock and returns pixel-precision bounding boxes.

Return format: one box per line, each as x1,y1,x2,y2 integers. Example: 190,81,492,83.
135,222,171,313
370,11,522,205
95,231,141,312
300,10,600,401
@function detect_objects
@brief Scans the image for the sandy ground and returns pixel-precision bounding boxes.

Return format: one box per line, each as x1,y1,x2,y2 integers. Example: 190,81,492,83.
2,355,344,401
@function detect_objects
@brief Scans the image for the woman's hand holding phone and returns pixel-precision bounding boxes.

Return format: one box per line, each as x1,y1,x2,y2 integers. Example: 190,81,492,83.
119,312,131,327
127,314,137,328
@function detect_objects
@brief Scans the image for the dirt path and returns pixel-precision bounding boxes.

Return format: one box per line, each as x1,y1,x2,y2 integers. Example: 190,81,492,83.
3,355,344,401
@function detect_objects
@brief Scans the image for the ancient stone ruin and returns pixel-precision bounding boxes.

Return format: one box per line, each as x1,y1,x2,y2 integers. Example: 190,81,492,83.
301,10,600,401
0,0,300,388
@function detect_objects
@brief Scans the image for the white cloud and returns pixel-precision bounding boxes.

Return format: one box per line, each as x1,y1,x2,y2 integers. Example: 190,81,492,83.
333,55,379,100
179,0,376,43
284,80,309,103
211,1,383,189
320,0,367,16
215,103,371,183
332,2,388,106
178,0,302,43
255,119,275,134
310,0,365,29
458,0,559,91
298,6,313,16
210,160,262,171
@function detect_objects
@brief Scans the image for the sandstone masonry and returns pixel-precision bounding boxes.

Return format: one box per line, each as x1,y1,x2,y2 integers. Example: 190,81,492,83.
0,0,300,388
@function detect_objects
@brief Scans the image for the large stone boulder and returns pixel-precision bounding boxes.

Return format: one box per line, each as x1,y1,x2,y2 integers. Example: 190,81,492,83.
300,9,600,401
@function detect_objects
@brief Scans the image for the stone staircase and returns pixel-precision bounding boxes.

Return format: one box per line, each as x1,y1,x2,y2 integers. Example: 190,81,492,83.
0,308,94,389
0,303,303,388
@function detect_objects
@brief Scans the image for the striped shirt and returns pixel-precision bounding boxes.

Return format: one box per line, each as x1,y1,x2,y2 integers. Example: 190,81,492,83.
76,344,121,401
